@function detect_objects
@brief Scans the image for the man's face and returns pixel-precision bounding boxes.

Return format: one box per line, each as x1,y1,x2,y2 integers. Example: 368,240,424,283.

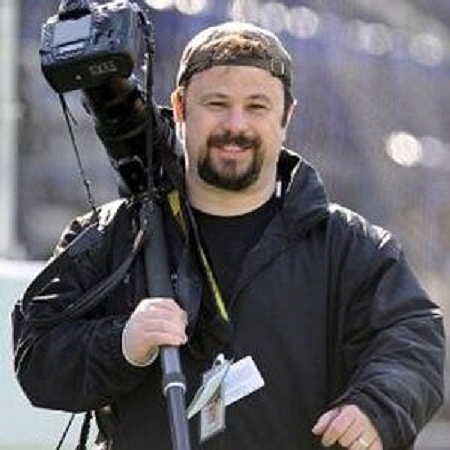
173,65,292,193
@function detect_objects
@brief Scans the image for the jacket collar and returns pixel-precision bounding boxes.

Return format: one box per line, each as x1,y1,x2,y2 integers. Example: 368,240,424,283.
229,150,329,304
278,148,330,238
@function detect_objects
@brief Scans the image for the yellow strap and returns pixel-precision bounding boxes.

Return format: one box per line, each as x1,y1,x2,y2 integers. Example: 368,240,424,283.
167,189,229,322
198,246,230,322
167,190,187,235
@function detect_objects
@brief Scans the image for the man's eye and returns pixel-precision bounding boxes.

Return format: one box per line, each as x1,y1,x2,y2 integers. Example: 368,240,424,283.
249,104,268,110
207,101,226,108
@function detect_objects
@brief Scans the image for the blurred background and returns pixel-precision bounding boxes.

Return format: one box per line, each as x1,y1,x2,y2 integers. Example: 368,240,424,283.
1,0,449,448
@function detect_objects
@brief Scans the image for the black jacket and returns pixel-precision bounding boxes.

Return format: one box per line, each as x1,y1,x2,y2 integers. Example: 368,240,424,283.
12,151,445,450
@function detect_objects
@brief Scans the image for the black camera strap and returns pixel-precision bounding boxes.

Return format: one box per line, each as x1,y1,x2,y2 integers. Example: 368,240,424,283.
59,93,100,222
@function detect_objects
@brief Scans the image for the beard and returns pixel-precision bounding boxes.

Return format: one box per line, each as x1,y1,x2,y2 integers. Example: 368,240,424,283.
197,130,263,191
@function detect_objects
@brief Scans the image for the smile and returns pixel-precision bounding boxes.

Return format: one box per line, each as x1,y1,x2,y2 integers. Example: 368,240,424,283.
214,144,252,154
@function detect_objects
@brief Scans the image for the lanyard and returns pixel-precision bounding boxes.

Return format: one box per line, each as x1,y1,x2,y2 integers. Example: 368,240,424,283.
167,190,230,323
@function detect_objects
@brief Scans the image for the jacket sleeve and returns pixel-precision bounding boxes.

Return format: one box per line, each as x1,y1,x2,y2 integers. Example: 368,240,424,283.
328,213,446,450
12,206,150,412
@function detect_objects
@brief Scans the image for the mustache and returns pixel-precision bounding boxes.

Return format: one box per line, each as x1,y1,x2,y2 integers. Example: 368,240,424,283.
207,131,261,150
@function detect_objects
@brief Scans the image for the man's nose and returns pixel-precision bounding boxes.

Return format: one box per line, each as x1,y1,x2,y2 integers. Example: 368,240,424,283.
223,106,248,132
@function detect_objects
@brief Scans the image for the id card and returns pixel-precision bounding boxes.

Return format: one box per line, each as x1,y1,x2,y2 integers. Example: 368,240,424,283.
187,354,265,443
199,355,229,442
199,380,226,442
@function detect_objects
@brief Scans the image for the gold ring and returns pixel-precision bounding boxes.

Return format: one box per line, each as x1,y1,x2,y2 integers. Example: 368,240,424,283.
358,437,370,448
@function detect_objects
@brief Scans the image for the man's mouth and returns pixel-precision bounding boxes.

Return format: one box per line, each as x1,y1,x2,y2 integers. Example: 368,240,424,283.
216,144,251,153
207,132,260,154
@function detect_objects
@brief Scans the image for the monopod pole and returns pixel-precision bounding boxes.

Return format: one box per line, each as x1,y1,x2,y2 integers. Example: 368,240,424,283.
142,197,192,450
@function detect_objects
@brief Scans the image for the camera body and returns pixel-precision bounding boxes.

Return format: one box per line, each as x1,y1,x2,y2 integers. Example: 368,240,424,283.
40,0,147,93
39,0,177,197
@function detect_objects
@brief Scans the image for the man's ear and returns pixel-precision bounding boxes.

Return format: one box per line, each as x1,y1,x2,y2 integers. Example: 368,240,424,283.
281,99,297,142
170,89,185,122
284,99,297,129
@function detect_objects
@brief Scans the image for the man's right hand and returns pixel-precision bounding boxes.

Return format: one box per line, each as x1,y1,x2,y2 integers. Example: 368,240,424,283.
122,298,188,366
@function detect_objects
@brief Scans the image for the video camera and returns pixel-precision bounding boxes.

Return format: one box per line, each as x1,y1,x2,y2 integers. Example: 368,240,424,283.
39,0,176,196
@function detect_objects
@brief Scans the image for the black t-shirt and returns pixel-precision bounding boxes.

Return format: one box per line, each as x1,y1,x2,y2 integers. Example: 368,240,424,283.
193,195,278,306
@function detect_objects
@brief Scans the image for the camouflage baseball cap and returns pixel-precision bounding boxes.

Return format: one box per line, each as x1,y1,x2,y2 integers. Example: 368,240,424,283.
176,22,292,91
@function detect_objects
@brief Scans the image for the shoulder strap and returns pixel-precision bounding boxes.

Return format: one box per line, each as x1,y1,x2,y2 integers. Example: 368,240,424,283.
167,189,229,323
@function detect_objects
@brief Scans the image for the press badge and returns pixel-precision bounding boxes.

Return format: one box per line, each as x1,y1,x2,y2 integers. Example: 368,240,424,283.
187,355,265,443
187,354,230,442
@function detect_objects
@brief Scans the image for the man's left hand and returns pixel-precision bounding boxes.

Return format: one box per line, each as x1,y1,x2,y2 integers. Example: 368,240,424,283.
312,404,383,449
